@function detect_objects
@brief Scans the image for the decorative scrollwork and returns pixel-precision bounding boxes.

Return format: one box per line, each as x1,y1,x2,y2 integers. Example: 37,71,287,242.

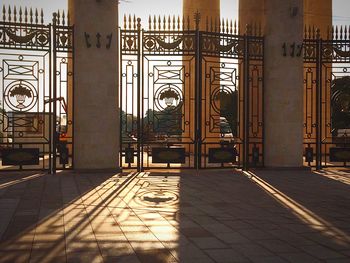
143,33,195,54
0,26,50,49
55,27,73,52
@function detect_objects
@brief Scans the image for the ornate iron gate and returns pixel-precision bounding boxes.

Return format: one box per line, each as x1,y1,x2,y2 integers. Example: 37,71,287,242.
120,15,264,170
0,8,74,172
304,27,350,168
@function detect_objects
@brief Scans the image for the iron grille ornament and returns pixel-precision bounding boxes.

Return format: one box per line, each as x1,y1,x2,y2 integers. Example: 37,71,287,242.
0,6,74,173
120,13,264,170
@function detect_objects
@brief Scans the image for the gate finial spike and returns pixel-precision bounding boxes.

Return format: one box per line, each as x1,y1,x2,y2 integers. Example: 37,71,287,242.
62,10,65,26
19,7,22,23
177,15,180,30
335,25,338,40
230,19,233,34
153,15,156,30
340,25,343,40
234,20,237,35
2,5,5,22
344,25,348,40
172,15,175,30
187,15,190,31
316,28,320,39
30,7,33,23
24,7,28,23
210,17,213,32
148,15,151,30
194,10,200,30
123,14,126,29
167,15,171,30
67,11,70,26
308,25,311,39
163,15,166,30
128,14,131,30
35,8,39,24
56,9,60,25
14,6,17,22
158,15,161,30
52,12,57,26
137,17,141,30
8,5,11,22
133,14,136,30
206,16,208,31
221,18,224,33
245,24,250,35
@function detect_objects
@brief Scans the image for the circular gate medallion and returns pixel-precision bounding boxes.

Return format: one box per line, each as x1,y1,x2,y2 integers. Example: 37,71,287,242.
4,81,38,112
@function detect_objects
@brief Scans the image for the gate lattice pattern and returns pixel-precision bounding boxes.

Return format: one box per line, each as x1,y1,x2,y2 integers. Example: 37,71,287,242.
0,7,74,172
304,26,350,168
120,15,264,170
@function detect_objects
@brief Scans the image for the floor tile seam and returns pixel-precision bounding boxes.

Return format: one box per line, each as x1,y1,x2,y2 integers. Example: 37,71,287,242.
0,173,39,242
29,175,53,263
85,173,144,262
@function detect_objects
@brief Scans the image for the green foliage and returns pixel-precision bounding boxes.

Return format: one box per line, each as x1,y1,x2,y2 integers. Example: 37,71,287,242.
331,76,350,134
217,89,238,136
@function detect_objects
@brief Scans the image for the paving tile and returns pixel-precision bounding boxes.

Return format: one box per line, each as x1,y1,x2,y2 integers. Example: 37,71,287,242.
214,231,251,244
301,245,349,260
257,239,300,253
135,249,178,263
67,252,104,263
248,255,289,263
103,254,141,263
179,227,213,238
0,170,349,263
232,243,274,257
189,237,228,249
205,248,250,262
280,252,323,263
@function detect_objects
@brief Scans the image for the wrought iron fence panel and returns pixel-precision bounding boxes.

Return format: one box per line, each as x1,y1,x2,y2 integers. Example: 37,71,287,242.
0,7,74,172
120,15,264,170
303,26,350,168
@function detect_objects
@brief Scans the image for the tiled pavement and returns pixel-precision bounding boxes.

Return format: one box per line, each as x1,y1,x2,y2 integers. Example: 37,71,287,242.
0,169,349,263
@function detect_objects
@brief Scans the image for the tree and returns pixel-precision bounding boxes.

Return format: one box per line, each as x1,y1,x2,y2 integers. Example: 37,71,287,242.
217,89,238,136
331,76,350,135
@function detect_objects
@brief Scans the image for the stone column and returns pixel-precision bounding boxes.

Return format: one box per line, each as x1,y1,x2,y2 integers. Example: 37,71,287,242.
68,0,120,171
239,0,265,33
183,0,220,30
264,0,304,167
304,0,332,38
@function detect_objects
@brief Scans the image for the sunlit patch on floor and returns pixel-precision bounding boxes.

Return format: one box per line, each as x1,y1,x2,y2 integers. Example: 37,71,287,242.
244,170,350,247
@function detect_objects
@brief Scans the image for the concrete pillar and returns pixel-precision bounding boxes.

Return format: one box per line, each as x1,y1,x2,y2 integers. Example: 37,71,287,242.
183,0,220,30
264,0,304,167
304,0,332,38
239,0,265,33
69,0,120,171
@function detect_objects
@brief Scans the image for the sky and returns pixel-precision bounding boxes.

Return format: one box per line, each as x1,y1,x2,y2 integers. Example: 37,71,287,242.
1,0,349,26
